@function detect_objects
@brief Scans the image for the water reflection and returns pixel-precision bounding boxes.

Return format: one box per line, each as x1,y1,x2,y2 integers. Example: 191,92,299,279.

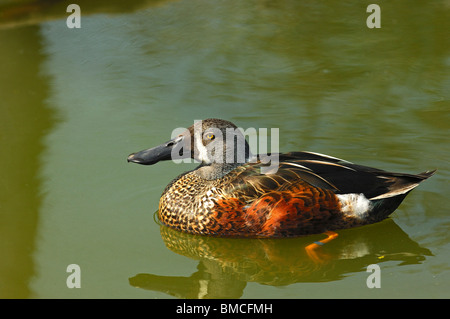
0,24,52,298
129,220,432,298
0,0,174,29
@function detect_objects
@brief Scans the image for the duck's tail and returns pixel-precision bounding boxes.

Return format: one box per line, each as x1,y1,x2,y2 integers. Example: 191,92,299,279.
367,169,436,222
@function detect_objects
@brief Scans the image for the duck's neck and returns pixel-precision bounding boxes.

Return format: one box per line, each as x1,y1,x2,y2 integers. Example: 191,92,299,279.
194,141,254,180
194,162,242,180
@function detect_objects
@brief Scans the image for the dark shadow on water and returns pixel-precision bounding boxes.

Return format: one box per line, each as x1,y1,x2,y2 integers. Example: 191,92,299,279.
129,219,432,298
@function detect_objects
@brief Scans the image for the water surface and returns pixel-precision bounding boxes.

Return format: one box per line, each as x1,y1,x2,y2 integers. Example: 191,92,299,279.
0,0,449,298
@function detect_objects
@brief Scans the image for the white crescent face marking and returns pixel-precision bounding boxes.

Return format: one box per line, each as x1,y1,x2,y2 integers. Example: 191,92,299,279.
336,193,372,219
194,132,211,164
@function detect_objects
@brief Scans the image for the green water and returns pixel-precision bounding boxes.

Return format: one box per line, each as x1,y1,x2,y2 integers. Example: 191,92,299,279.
0,0,449,299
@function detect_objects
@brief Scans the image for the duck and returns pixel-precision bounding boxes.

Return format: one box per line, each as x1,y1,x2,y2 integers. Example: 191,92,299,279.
127,118,435,238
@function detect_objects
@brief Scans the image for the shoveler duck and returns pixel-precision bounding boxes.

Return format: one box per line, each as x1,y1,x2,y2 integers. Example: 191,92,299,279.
127,118,435,238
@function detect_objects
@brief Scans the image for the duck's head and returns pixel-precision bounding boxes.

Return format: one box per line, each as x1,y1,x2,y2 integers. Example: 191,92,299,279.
127,119,253,179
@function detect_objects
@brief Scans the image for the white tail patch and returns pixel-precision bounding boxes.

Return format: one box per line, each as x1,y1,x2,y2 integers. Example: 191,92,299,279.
336,193,372,219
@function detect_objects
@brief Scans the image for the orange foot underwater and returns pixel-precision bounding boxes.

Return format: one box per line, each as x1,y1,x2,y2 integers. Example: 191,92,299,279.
305,231,339,264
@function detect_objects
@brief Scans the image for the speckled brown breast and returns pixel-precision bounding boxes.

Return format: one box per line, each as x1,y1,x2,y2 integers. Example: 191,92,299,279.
158,170,239,235
157,165,365,238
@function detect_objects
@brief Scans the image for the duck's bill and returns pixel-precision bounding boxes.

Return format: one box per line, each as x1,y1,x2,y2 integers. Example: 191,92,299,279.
127,136,187,165
127,145,169,165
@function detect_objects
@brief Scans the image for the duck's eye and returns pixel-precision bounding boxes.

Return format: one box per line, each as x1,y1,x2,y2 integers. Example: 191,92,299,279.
205,133,215,140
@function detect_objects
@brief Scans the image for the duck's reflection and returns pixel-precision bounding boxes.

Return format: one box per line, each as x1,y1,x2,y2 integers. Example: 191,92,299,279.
129,219,432,298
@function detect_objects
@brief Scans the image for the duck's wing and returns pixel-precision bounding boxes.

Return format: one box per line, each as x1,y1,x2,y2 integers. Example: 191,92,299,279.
283,151,435,199
211,152,434,237
232,151,436,201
